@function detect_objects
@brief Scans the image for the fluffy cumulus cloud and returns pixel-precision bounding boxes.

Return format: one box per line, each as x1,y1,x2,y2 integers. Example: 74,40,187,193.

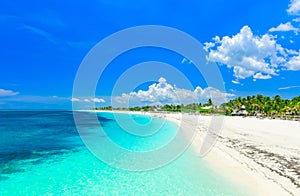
287,0,300,15
205,25,300,80
0,88,19,96
253,73,272,80
113,77,234,106
269,22,299,34
285,51,300,70
204,26,286,80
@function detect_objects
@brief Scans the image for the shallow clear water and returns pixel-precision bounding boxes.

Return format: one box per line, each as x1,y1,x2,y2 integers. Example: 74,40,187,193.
0,111,251,195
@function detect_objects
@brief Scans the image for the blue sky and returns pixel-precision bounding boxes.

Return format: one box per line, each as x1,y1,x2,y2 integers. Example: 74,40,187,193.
0,0,300,109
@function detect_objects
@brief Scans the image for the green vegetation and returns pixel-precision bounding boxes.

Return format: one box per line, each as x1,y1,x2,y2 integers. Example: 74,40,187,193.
91,98,215,114
222,94,300,117
91,95,300,118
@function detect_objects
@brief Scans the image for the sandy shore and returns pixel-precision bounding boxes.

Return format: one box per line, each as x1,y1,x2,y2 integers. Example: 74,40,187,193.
90,110,300,195
155,112,300,196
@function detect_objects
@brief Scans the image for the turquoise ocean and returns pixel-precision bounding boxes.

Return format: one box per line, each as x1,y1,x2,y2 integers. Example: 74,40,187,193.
0,111,251,195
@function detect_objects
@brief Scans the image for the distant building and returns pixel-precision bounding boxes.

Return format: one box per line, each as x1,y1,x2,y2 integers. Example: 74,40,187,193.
231,105,248,116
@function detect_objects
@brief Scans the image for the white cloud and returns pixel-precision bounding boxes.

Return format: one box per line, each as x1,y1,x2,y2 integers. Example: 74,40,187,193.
293,17,300,22
232,80,240,84
71,97,106,103
113,77,234,106
194,86,235,102
279,85,300,90
21,25,58,44
92,98,105,103
285,51,300,70
287,0,300,15
204,25,300,81
114,93,131,104
269,22,299,34
203,42,215,52
128,77,178,103
253,73,272,80
0,88,19,96
71,97,81,102
84,99,91,102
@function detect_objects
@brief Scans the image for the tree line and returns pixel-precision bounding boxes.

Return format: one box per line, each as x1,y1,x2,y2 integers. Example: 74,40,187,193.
222,94,300,117
91,95,300,117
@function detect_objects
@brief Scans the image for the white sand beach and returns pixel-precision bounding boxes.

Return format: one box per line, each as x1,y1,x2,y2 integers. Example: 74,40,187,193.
160,113,300,196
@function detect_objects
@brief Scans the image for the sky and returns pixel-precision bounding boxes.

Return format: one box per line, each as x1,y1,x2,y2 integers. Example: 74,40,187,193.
0,0,300,109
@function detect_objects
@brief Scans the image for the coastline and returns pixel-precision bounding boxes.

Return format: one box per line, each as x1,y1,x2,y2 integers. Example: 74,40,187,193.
89,110,300,195
163,113,300,195
195,116,300,195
